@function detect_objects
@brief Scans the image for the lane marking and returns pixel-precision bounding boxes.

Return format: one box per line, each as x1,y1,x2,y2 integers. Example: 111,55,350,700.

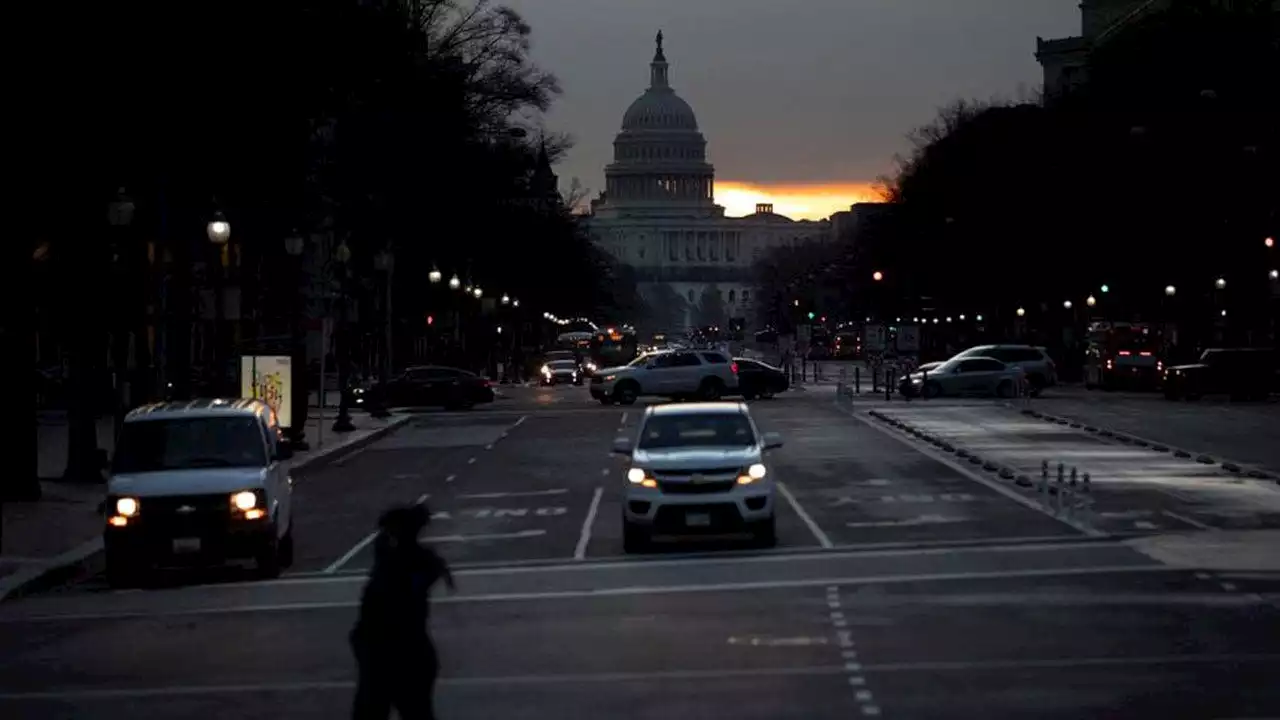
847,410,1104,537
445,474,457,483
1,565,1187,624
574,487,605,560
846,516,966,529
323,530,379,574
457,489,569,499
392,473,422,480
4,653,1275,701
777,480,834,549
512,415,529,429
227,537,1139,587
619,411,629,427
416,493,430,504
423,530,546,544
485,444,494,451
1160,510,1218,531
600,468,610,476
467,457,477,465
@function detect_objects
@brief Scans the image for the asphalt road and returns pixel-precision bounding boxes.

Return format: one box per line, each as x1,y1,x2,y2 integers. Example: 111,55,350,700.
2,386,1277,718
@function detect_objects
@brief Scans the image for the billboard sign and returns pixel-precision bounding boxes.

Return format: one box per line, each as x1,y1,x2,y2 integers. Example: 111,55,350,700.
240,355,294,429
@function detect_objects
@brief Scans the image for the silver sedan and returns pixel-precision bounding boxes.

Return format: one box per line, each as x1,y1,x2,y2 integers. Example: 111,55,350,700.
902,356,1023,398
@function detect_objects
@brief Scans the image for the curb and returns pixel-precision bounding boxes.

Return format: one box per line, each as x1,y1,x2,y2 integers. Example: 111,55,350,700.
0,415,414,603
1004,405,1277,484
863,410,1037,493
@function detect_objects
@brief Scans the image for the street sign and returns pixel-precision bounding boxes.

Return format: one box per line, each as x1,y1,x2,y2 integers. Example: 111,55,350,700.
896,324,920,352
865,324,887,352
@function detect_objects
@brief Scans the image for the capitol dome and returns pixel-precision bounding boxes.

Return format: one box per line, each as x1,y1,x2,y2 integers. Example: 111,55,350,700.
603,31,717,211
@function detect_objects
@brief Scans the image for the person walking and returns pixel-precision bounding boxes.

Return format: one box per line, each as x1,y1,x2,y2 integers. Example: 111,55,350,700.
350,503,455,720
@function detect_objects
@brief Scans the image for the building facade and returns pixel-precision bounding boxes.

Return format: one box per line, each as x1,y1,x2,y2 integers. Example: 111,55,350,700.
1035,0,1170,99
585,32,831,334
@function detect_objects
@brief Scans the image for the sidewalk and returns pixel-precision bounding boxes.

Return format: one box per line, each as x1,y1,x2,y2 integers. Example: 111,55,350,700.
1,412,412,601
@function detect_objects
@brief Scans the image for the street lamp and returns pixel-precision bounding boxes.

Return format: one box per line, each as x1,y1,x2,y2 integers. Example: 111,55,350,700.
513,298,520,308
1165,285,1177,297
1214,277,1226,290
1016,307,1026,317
429,266,442,284
872,271,884,282
448,274,461,290
1063,300,1073,309
206,212,233,396
501,293,510,306
1266,237,1275,248
1270,269,1278,280
206,213,231,245
332,241,355,433
283,231,308,449
473,286,483,299
1100,284,1110,294
1086,295,1097,307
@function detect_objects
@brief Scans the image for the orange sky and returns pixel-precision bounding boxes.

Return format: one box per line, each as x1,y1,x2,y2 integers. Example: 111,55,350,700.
716,182,884,221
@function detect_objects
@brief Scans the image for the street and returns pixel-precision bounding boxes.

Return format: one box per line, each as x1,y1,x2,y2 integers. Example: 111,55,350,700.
2,388,1278,718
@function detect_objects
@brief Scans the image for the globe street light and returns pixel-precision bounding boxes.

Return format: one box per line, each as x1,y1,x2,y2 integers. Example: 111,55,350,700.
1086,295,1097,307
1063,300,1073,310
283,231,307,448
428,266,442,284
206,213,231,245
448,274,461,290
513,298,520,308
473,286,483,299
1271,269,1278,280
1165,285,1177,297
1214,277,1226,290
501,293,510,306
1100,284,1110,294
1016,307,1026,317
872,271,884,282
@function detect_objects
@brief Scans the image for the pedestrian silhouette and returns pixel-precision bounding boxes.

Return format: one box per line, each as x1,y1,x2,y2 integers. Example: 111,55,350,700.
351,503,455,720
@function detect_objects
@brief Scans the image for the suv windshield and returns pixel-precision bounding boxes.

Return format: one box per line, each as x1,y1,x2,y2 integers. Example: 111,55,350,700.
628,353,655,367
548,360,577,370
638,413,757,449
112,416,269,473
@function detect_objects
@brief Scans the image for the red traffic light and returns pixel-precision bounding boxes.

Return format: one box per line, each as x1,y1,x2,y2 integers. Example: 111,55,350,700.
426,314,435,326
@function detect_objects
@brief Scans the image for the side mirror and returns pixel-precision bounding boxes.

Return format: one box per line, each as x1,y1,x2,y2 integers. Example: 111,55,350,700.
611,436,633,455
762,432,784,450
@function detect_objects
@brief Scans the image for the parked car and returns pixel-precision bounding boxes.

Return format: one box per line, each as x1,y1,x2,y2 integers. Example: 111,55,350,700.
104,398,295,585
612,401,783,552
356,365,495,410
590,349,739,405
917,345,1056,395
1163,348,1277,401
733,358,790,400
900,356,1022,398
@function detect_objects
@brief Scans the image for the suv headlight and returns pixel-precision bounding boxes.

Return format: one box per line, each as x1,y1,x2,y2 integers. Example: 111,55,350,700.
231,491,258,511
115,497,140,517
738,463,767,484
627,467,657,488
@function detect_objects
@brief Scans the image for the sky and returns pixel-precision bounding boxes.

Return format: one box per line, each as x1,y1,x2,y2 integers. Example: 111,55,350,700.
500,0,1081,219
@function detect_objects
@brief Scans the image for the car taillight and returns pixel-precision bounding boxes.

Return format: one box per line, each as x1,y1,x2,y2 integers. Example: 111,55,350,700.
1118,350,1132,356
1139,351,1152,357
730,362,739,374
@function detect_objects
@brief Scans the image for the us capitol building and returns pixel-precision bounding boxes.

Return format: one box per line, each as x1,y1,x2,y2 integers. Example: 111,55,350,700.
584,32,832,334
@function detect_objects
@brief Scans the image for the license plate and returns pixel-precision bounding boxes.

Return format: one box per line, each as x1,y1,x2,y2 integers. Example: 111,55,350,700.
685,513,711,527
172,537,202,554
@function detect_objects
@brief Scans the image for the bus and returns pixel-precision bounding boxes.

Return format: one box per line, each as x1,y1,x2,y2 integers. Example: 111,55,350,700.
1083,321,1164,391
591,326,639,368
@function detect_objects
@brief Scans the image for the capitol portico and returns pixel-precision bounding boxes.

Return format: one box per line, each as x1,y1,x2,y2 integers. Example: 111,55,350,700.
585,31,831,334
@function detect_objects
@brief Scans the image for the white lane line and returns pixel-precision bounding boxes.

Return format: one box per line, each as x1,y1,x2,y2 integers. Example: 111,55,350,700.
424,530,546,543
237,538,1141,586
323,530,379,574
1220,582,1238,592
485,444,494,450
467,457,477,465
574,487,605,560
1160,510,1219,531
619,411,629,427
458,489,569,499
416,493,430,504
7,654,1277,701
445,474,457,483
512,415,529,429
776,481,834,549
847,410,1105,537
0,565,1189,625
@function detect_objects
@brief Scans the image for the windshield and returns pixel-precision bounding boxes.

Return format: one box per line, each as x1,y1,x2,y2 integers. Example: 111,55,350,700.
112,416,269,473
628,353,654,367
545,352,576,362
637,413,757,450
548,360,577,370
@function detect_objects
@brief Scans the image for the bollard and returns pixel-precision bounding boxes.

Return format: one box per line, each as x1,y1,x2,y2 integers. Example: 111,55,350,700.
885,369,894,401
1079,472,1092,518
1067,467,1079,517
1039,460,1050,497
922,369,929,401
1055,462,1066,514
855,367,861,395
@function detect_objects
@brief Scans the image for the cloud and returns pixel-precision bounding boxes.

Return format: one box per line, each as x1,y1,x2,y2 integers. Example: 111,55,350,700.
716,182,885,221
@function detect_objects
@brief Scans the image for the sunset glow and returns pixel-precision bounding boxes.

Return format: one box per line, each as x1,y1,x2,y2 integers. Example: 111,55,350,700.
715,182,883,220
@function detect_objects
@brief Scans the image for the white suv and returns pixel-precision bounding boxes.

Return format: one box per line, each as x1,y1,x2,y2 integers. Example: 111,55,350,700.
104,398,295,585
590,350,739,405
612,402,783,552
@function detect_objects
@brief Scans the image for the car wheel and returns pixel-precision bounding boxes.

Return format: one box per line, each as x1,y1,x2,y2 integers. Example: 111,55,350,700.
278,526,295,569
622,520,649,554
256,531,282,579
754,516,777,548
699,378,724,401
614,381,639,406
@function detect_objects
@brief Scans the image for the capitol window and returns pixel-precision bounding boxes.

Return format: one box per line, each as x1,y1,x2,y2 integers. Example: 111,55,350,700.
728,289,736,303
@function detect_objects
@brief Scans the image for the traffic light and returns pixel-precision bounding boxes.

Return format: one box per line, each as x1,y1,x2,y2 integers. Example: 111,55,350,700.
426,314,435,326
807,312,815,320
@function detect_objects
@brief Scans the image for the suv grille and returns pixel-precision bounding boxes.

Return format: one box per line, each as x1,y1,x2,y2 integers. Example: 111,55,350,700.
659,480,736,495
656,467,740,477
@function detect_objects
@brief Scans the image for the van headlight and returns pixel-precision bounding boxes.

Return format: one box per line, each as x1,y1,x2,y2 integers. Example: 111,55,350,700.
231,491,258,511
115,497,140,517
739,463,767,484
627,467,647,484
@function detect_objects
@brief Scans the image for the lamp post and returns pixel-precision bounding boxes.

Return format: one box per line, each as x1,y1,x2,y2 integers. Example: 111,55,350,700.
429,266,442,285
108,188,136,440
332,241,355,433
206,212,231,396
374,249,395,386
283,231,309,449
